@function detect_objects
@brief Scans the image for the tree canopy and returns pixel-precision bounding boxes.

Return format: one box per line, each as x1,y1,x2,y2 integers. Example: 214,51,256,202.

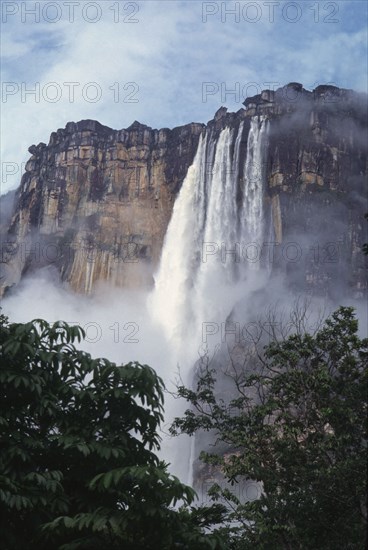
0,312,225,549
172,306,368,549
1,305,366,549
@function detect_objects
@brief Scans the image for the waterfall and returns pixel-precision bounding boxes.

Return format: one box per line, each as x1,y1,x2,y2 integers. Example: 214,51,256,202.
239,116,268,269
148,116,269,484
149,132,209,354
193,123,244,327
151,116,268,351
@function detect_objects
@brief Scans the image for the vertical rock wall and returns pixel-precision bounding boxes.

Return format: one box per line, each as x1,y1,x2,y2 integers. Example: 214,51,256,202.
1,84,367,298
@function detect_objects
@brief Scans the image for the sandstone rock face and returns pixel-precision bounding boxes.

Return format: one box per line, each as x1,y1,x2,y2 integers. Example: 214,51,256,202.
1,84,367,298
257,83,367,298
1,120,204,294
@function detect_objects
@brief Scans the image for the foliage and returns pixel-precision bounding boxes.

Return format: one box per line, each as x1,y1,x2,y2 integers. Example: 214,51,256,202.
0,312,226,549
172,307,368,549
363,213,368,255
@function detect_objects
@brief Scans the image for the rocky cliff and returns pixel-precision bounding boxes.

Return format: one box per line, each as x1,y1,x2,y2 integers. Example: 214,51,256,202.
1,83,367,297
1,120,204,294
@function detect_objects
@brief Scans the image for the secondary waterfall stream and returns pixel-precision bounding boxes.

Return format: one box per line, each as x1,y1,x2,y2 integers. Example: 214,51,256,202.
149,115,269,484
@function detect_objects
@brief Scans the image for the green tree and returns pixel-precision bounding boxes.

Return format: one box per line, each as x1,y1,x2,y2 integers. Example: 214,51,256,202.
363,213,368,255
172,307,368,549
0,312,226,549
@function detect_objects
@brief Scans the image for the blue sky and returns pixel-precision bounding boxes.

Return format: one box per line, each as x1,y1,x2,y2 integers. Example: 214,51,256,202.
1,0,367,193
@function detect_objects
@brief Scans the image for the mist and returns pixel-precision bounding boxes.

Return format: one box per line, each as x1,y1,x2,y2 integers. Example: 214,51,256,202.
1,84,367,495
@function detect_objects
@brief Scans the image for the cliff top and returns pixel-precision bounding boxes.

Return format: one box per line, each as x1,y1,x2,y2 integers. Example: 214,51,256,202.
27,83,366,154
243,82,365,109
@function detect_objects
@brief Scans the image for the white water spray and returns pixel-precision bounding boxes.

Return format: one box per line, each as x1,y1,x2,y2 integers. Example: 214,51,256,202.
150,117,269,352
239,115,269,268
148,116,269,484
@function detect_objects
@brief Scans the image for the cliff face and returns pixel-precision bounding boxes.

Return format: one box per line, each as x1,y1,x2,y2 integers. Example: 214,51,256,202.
1,83,367,297
1,120,204,294
257,83,367,298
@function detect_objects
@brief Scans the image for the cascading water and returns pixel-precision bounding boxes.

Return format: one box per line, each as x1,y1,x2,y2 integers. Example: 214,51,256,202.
239,116,269,271
151,116,268,350
149,132,209,356
148,115,269,484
